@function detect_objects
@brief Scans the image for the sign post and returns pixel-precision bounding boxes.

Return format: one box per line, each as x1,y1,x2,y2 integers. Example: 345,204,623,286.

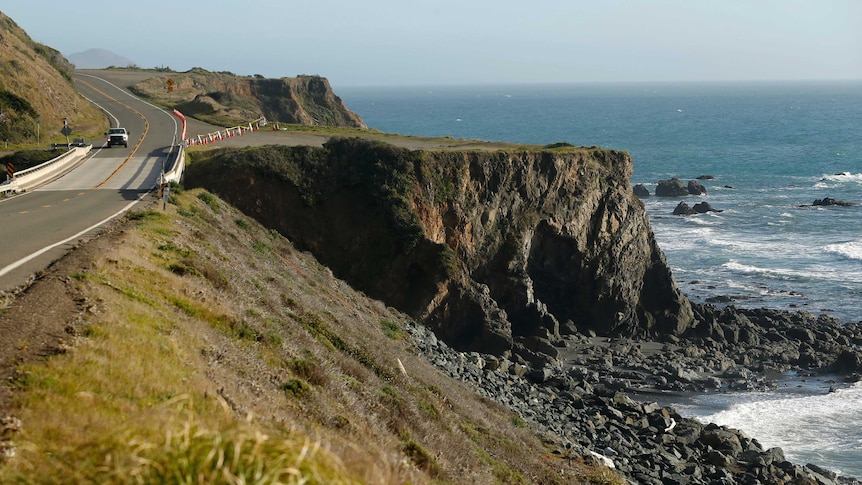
61,118,72,147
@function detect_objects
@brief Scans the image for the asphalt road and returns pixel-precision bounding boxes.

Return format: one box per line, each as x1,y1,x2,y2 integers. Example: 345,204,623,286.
0,73,182,291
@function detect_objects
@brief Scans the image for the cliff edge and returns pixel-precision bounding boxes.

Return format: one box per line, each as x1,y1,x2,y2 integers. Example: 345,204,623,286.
186,138,694,361
130,68,366,128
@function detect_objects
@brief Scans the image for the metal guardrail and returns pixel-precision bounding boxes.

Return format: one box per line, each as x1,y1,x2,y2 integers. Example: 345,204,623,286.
0,145,92,195
161,144,185,185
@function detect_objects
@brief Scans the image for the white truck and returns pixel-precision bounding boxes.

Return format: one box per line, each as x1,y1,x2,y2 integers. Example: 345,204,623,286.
105,127,129,148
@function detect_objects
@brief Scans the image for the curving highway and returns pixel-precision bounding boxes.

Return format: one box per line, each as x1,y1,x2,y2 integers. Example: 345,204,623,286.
0,73,181,290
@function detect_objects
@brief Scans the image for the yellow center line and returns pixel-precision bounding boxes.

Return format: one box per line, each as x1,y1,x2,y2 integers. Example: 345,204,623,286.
76,79,151,189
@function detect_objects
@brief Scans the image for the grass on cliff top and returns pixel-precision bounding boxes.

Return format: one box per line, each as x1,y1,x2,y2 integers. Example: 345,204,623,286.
256,125,617,154
0,188,622,484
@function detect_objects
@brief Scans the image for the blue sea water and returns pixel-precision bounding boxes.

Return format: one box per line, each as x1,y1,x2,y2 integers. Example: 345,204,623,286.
339,81,862,476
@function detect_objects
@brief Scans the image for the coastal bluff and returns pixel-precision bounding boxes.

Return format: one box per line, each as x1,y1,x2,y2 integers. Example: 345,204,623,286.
130,68,366,128
186,138,693,359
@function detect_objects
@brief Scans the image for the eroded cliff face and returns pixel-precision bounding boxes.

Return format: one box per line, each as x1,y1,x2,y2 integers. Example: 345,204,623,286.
186,139,693,357
131,69,365,128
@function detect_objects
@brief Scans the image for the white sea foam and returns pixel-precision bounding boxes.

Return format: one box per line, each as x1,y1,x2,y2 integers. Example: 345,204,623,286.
686,216,719,226
820,172,862,183
696,383,862,476
824,241,862,261
722,261,844,282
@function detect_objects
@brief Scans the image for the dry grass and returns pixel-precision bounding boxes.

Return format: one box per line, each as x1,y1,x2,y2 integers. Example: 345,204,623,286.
0,188,619,484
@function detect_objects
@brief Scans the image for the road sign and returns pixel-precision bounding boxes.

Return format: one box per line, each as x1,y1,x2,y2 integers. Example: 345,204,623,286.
60,125,72,136
166,78,175,93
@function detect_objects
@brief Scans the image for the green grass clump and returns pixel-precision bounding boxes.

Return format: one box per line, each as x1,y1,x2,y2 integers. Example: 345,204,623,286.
380,319,405,340
280,379,311,398
286,358,327,386
197,191,220,212
157,242,192,258
402,439,442,478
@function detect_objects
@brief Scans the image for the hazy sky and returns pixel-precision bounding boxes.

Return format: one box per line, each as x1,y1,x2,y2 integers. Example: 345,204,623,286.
3,1,860,87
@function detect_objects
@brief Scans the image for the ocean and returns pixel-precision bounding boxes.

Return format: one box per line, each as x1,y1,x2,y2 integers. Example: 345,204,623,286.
339,81,862,477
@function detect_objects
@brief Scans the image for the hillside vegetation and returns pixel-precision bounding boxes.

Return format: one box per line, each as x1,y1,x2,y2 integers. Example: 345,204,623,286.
0,12,106,148
0,187,618,484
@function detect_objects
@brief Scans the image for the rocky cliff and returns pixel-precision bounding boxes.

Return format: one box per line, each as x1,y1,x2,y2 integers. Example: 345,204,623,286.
130,68,366,128
186,138,694,360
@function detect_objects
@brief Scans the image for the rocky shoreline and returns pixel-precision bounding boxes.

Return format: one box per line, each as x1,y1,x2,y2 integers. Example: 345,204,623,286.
403,304,862,484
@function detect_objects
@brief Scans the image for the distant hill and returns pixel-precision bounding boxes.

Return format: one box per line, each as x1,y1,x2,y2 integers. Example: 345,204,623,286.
67,48,135,69
0,12,105,146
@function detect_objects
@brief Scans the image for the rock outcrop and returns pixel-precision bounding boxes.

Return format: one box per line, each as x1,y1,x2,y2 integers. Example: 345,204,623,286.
130,68,366,128
687,179,707,195
673,201,722,216
186,139,694,358
655,178,709,197
655,178,689,197
811,197,854,207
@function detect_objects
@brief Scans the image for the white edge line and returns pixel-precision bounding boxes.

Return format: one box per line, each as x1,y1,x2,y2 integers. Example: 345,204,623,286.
0,193,149,278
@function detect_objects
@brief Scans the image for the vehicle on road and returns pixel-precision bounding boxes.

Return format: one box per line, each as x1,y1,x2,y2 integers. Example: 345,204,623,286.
105,127,129,148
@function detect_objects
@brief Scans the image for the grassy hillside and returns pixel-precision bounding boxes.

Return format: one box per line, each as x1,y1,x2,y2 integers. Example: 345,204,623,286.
0,12,106,148
0,187,620,484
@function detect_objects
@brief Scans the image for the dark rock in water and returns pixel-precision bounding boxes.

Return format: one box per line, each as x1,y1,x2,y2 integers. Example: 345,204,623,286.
812,197,854,207
692,201,722,213
633,183,650,197
655,178,689,197
723,185,734,189
673,202,695,215
696,175,715,180
687,180,707,195
673,201,722,215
